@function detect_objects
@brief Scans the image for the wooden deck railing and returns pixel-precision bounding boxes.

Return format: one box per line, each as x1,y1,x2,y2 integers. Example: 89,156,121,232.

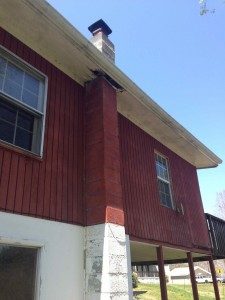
205,213,225,258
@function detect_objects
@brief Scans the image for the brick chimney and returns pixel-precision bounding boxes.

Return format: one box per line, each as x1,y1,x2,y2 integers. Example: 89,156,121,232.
88,19,115,63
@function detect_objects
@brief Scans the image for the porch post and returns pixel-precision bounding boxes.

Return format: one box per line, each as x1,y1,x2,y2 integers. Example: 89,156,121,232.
187,252,199,300
157,246,168,300
209,256,220,300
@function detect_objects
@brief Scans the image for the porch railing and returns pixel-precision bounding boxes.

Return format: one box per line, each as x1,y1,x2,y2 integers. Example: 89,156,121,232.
205,213,225,258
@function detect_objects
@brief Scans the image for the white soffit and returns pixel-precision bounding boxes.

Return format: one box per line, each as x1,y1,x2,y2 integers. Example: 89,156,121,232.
130,241,209,263
0,0,222,168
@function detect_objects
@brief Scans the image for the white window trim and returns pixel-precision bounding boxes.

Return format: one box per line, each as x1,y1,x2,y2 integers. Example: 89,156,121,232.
0,237,43,300
155,151,174,209
0,45,48,157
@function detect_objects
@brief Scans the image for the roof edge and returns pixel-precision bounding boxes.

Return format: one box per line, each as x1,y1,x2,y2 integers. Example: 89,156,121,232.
8,0,222,168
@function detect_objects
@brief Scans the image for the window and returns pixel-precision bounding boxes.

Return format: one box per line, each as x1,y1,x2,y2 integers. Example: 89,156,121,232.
0,47,46,155
155,152,173,209
0,244,38,299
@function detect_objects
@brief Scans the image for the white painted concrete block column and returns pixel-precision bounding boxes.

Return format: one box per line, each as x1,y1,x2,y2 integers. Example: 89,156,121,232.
85,223,133,300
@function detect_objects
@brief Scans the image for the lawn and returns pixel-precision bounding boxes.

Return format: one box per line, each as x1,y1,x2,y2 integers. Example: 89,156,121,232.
134,283,225,300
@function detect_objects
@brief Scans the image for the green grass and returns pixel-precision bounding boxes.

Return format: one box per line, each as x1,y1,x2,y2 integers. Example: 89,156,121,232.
134,283,225,300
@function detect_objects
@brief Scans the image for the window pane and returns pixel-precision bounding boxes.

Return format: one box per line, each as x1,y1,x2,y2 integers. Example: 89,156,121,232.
0,245,37,300
24,73,39,95
163,169,169,180
158,180,163,192
6,63,23,85
0,56,6,76
4,79,22,100
0,119,15,144
158,179,172,208
161,157,167,167
156,163,160,176
159,166,164,179
166,195,173,208
17,110,34,131
22,89,38,109
164,182,170,194
0,75,3,90
15,127,33,150
0,101,17,123
156,158,169,181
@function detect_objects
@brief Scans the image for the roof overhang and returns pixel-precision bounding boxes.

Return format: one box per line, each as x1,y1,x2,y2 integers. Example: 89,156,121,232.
0,0,222,168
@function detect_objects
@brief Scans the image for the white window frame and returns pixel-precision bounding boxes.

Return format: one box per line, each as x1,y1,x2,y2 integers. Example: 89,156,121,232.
155,151,174,209
0,237,43,300
0,45,48,157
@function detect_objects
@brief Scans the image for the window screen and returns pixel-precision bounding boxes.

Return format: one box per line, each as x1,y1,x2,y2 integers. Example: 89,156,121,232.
0,245,38,300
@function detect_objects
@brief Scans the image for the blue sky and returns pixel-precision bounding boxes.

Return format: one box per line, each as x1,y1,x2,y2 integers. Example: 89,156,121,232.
47,0,225,215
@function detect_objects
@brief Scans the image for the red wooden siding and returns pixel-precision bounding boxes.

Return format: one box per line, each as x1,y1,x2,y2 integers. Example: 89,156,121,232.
0,27,85,225
0,26,211,252
119,114,210,250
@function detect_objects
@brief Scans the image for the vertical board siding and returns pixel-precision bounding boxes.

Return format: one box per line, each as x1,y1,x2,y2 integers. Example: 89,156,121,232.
119,114,210,250
0,27,85,225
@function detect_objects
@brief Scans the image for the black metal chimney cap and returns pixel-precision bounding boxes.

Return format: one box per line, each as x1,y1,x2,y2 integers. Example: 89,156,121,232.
88,19,112,36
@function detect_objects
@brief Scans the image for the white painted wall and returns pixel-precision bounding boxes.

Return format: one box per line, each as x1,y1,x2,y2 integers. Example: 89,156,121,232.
138,277,160,284
170,279,191,285
0,211,85,300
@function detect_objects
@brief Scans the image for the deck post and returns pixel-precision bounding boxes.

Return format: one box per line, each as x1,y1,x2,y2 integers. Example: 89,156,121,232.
157,246,168,300
187,252,199,300
209,256,220,300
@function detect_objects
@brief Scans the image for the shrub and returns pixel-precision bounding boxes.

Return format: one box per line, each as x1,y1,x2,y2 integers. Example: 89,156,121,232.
132,272,139,288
